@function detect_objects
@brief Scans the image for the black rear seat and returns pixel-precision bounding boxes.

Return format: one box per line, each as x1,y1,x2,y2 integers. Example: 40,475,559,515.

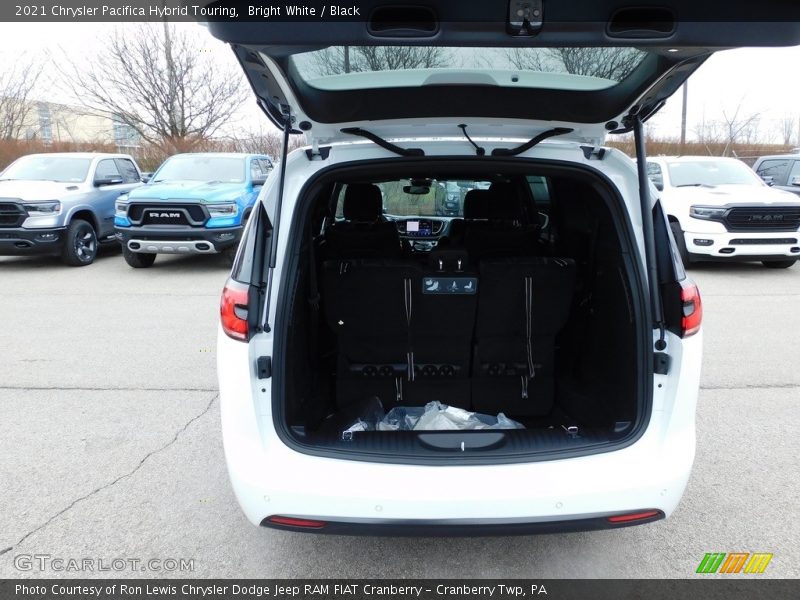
323,255,576,417
322,256,477,410
408,251,477,407
323,259,417,409
472,257,576,417
321,183,574,419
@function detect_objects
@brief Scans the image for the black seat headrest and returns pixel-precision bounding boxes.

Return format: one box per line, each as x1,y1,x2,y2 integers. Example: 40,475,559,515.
463,189,491,220
488,182,524,221
343,184,383,222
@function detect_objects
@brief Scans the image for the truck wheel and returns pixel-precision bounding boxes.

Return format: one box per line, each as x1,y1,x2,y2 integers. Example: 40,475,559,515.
762,259,797,269
670,222,692,268
123,247,157,268
61,219,98,266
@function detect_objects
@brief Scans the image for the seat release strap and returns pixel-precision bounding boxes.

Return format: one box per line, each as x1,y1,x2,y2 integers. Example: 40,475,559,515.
404,277,415,381
522,275,536,399
524,275,535,379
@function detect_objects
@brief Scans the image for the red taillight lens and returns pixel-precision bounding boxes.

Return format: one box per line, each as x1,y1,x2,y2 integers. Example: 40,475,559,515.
680,281,702,338
220,279,249,341
607,510,662,524
267,516,327,529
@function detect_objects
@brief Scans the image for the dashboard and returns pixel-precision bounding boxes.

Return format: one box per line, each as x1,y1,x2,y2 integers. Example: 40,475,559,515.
394,218,447,238
393,218,449,251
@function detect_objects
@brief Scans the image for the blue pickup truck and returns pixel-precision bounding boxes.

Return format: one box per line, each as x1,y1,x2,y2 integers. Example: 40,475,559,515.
114,152,273,267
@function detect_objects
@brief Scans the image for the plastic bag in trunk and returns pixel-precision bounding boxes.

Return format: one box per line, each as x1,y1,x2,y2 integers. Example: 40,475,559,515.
342,399,524,439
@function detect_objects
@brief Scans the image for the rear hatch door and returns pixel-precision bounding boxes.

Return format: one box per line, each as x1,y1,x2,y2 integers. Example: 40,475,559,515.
204,0,800,142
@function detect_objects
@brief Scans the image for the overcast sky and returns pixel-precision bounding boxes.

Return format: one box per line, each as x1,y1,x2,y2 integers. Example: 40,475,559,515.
2,22,800,143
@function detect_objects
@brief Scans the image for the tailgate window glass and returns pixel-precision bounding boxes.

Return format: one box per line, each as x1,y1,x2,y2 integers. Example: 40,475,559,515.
335,180,492,218
290,46,647,92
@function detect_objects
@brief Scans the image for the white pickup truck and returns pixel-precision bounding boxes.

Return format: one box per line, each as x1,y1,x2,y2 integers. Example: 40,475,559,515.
647,156,800,268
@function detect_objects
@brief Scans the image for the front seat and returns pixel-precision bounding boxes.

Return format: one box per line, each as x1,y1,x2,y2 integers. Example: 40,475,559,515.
324,183,403,259
464,183,537,260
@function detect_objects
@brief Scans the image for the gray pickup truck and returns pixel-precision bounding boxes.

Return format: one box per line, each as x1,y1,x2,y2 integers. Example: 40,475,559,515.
0,152,144,265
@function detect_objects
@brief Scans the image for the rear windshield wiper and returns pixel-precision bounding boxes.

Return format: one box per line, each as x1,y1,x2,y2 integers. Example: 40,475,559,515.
340,127,425,157
491,127,574,157
675,183,715,188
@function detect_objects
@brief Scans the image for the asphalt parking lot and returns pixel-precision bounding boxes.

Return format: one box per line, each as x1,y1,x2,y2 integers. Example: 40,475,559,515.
0,248,798,578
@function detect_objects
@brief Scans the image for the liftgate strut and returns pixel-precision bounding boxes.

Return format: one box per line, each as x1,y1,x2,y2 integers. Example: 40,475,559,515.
632,114,667,351
261,107,292,332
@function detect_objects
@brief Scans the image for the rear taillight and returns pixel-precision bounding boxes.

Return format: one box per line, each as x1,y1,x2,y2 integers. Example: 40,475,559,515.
680,281,702,338
607,509,663,524
220,279,249,341
267,516,327,529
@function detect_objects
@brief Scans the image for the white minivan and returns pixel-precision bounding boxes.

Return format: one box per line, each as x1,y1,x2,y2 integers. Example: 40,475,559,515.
210,2,798,534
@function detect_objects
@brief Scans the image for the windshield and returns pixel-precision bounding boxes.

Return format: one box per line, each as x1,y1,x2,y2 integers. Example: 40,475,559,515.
152,156,245,183
337,179,492,218
290,46,648,91
667,160,764,187
1,156,91,183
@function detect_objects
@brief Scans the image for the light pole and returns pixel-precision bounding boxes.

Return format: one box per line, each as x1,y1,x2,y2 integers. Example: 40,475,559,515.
680,82,688,153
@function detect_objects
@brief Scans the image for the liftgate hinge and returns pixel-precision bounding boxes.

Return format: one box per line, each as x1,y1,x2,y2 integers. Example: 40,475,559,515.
305,139,331,161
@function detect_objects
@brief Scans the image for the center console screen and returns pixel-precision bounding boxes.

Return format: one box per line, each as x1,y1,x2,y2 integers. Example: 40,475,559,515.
405,220,433,237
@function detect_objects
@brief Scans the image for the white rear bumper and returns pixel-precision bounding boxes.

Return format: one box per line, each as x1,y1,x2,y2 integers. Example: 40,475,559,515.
218,328,701,531
225,420,694,528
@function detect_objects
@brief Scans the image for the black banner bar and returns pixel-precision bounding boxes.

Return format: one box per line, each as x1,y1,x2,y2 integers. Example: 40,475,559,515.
1,580,799,600
3,1,800,23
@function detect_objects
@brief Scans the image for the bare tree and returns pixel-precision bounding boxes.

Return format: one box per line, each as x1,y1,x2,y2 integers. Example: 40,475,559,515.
224,126,304,159
720,102,761,156
308,45,449,76
777,114,796,147
0,54,43,140
504,47,644,80
693,113,724,155
56,24,248,153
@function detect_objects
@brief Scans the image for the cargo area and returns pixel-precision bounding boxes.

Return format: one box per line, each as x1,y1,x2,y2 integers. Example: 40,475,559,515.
274,162,650,462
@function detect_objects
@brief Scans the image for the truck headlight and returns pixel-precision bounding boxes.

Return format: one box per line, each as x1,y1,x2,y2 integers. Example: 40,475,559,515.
207,202,239,217
25,201,61,214
689,206,726,220
115,196,129,216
